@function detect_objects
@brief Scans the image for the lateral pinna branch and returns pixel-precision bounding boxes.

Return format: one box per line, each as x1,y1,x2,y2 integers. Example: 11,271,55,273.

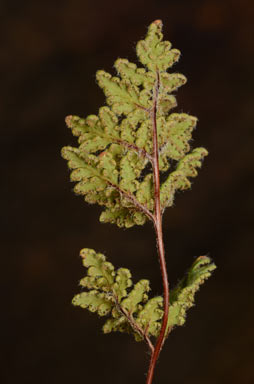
62,20,216,384
73,249,215,342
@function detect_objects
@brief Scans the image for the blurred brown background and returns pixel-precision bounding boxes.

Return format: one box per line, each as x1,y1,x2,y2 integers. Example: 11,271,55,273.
1,0,254,383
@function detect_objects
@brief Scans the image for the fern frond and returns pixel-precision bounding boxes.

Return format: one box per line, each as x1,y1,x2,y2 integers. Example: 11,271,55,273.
62,20,207,228
121,280,150,314
64,20,215,383
79,248,115,291
73,248,150,341
166,256,217,333
136,297,164,338
73,249,216,343
160,148,208,209
113,268,132,300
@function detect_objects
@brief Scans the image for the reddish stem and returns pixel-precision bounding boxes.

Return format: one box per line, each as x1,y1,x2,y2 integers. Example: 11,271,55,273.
146,71,169,384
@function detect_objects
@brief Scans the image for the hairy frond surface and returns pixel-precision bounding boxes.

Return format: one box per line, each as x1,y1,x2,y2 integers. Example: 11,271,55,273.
73,249,216,342
62,20,208,227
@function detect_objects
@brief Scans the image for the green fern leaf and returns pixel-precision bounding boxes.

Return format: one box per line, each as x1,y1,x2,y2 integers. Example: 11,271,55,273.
72,291,113,316
160,72,187,93
78,248,115,292
136,174,154,210
136,296,163,337
158,113,198,165
62,20,208,228
166,256,216,332
136,20,180,72
72,248,216,342
114,58,155,89
63,21,216,374
103,316,130,334
99,207,141,228
113,268,132,300
121,280,150,315
73,248,154,340
160,147,208,209
96,70,147,115
119,151,141,193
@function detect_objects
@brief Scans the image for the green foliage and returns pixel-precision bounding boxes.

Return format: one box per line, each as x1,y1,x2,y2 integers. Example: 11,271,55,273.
73,248,151,340
62,20,208,228
63,20,215,360
166,256,216,334
136,297,163,338
160,148,208,209
73,249,216,342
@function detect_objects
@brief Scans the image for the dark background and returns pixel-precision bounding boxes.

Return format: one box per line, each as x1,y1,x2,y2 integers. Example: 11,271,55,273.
2,0,254,383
